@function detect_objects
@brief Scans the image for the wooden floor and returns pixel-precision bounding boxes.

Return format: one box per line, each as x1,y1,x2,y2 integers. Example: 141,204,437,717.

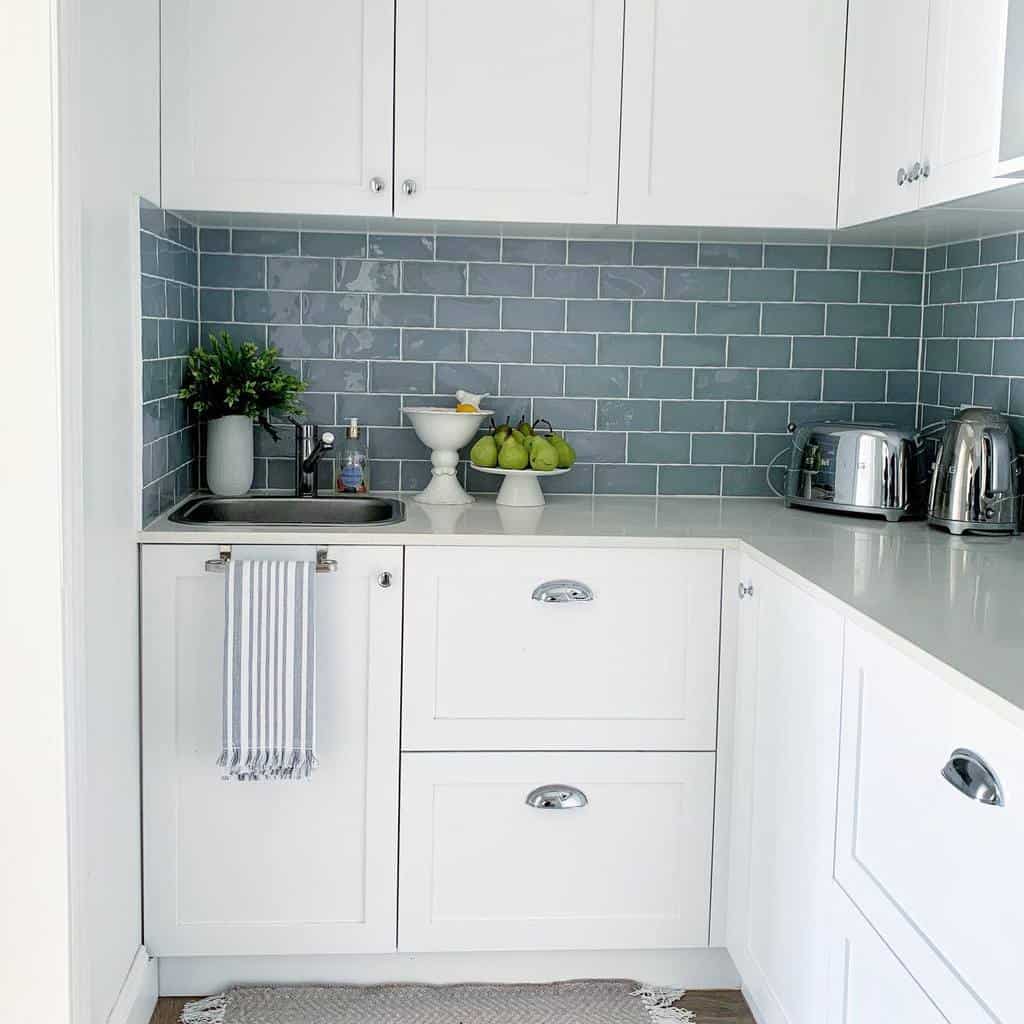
151,988,754,1023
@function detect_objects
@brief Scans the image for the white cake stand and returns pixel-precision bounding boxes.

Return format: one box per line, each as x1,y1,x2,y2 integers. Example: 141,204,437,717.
404,407,492,505
471,465,570,507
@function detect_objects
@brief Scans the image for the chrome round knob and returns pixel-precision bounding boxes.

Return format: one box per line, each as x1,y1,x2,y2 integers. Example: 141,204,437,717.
369,176,386,194
921,160,931,178
378,571,392,589
402,178,418,197
909,161,922,182
896,167,907,186
320,431,335,446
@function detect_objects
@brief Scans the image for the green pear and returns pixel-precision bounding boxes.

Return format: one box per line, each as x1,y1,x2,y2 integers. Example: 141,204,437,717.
515,419,533,437
498,437,529,470
551,436,576,468
470,434,498,468
493,422,511,447
530,437,559,472
510,428,526,446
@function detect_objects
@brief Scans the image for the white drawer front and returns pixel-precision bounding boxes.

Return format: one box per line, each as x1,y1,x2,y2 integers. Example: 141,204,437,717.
402,546,722,750
837,624,1024,1024
398,751,715,952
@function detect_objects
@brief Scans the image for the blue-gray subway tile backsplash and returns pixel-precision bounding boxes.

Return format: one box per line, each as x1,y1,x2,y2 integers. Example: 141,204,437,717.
141,219,1024,500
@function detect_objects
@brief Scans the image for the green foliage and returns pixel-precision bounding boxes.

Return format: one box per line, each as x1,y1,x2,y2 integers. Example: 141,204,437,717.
179,332,306,439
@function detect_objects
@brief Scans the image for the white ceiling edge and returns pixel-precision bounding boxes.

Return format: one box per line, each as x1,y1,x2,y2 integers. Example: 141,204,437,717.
175,179,1024,247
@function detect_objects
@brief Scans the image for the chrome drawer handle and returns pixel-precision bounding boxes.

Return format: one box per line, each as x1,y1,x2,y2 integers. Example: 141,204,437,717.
525,785,588,809
531,580,594,603
941,748,1005,807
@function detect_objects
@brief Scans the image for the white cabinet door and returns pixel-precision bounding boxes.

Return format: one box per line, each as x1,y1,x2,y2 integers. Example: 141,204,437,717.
393,0,623,223
619,0,846,229
161,0,395,214
838,0,930,227
826,885,950,1024
398,751,715,952
142,545,402,956
726,557,844,1024
836,622,1023,1024
919,0,1012,206
401,546,722,752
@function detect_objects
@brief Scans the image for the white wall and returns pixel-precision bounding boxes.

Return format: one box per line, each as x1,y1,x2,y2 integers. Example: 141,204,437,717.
77,0,160,1020
0,1,73,1021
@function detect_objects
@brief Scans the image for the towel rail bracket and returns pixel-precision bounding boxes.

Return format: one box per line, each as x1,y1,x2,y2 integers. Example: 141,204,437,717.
204,545,338,574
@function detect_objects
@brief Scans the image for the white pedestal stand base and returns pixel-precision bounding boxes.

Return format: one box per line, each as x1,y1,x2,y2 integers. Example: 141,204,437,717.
495,472,546,507
414,449,474,505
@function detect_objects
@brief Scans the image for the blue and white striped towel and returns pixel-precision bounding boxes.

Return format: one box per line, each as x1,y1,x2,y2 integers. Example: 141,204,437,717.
220,558,318,781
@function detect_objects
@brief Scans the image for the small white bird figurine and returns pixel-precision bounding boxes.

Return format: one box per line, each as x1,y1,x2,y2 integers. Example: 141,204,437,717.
455,389,489,412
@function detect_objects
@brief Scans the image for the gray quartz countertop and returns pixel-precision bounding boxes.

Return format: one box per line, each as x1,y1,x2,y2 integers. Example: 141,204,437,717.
143,494,1024,726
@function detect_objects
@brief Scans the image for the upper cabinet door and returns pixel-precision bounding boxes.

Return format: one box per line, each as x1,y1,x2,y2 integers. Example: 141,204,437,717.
618,0,846,229
161,0,395,215
838,0,930,227
919,0,1012,207
393,0,623,223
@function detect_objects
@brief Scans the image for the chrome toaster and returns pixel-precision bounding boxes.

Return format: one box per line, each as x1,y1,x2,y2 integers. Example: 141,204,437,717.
784,422,920,522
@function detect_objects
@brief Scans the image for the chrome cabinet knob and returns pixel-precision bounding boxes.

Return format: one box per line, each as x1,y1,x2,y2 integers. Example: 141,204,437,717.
738,582,754,599
401,178,418,197
526,785,588,809
909,161,923,182
921,160,931,178
896,167,907,186
369,176,387,194
377,571,392,589
941,748,1004,806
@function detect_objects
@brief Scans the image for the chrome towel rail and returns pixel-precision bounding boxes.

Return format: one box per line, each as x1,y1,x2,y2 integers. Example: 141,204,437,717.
204,546,338,574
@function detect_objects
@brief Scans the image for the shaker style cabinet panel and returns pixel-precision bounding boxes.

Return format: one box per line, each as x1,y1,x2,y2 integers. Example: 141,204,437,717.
397,751,715,952
393,0,624,223
826,886,950,1024
161,0,395,214
838,0,930,227
726,558,844,1024
401,546,722,751
835,622,1024,1024
618,0,846,228
919,0,1011,206
997,0,1024,176
142,545,402,956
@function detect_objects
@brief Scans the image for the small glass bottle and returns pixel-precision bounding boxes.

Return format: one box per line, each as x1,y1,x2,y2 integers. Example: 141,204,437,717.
336,417,369,493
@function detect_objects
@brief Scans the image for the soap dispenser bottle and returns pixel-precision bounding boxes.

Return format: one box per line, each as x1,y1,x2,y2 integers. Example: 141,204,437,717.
336,418,369,494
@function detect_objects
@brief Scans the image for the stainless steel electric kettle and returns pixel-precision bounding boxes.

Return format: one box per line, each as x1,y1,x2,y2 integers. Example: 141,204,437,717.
927,408,1021,535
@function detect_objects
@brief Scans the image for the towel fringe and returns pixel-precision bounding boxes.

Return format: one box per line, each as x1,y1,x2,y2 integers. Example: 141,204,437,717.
632,985,696,1024
218,749,318,781
180,992,226,1024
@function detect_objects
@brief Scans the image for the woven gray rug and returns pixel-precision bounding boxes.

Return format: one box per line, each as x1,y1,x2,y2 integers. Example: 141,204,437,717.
181,981,695,1024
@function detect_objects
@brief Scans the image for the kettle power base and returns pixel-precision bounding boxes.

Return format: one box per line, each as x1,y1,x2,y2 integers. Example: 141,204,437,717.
926,515,1020,537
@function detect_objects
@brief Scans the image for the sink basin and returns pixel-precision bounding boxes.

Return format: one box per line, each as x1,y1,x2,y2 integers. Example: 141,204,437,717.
168,495,406,527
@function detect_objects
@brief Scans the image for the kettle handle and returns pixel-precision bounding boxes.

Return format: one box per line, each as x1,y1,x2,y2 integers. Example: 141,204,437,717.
983,429,1011,496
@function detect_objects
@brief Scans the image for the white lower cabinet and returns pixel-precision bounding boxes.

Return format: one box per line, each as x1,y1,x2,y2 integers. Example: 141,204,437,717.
726,557,845,1024
826,885,949,1024
397,751,715,953
142,544,403,956
402,546,722,752
836,623,1024,1024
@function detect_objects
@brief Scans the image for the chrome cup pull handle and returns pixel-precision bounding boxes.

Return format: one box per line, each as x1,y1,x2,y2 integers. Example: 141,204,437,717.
531,579,594,603
525,785,588,810
941,748,1005,807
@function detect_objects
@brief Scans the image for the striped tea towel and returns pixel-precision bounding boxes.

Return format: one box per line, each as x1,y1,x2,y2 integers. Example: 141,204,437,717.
220,558,318,781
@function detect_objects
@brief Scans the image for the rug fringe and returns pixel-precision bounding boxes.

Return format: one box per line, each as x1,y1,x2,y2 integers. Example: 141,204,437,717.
180,992,226,1024
632,985,696,1024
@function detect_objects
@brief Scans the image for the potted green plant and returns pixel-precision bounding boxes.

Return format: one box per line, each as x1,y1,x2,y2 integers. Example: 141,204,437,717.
179,332,306,496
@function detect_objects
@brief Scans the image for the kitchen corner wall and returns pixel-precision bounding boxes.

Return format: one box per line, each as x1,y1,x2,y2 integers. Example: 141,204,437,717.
185,227,923,499
921,233,1024,439
140,201,198,523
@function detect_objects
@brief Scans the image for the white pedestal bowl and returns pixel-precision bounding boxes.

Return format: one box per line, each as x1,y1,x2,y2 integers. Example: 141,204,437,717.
404,407,492,505
472,465,570,507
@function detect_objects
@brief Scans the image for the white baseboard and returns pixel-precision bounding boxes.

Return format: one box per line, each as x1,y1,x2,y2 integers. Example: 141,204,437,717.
158,947,740,997
107,946,158,1024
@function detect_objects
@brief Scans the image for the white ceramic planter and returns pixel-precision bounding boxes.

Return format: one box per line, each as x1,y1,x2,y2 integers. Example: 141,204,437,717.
206,414,254,496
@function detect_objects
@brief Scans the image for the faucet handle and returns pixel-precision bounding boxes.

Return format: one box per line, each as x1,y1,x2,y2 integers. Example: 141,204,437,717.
321,431,335,448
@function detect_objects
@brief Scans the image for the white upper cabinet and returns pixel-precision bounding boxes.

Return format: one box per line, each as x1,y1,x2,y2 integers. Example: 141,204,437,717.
920,0,1010,206
393,0,623,223
997,0,1024,176
840,0,1010,227
727,557,844,1024
161,0,395,214
618,0,847,229
839,0,930,227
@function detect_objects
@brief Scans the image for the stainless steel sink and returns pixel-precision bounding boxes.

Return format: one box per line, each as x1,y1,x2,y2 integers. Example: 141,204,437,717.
169,495,406,527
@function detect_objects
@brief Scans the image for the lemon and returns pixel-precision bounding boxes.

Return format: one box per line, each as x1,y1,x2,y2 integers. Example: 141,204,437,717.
455,403,477,412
